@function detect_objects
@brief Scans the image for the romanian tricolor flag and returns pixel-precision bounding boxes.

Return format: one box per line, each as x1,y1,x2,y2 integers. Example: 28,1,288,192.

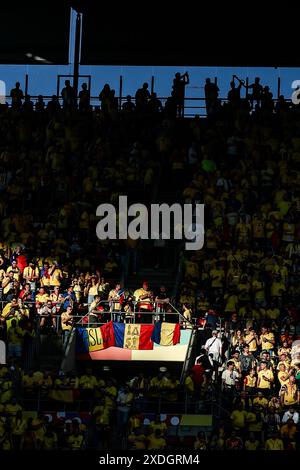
113,323,154,350
151,322,181,346
76,321,115,353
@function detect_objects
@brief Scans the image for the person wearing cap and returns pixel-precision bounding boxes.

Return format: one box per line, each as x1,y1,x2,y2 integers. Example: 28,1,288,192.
204,330,222,364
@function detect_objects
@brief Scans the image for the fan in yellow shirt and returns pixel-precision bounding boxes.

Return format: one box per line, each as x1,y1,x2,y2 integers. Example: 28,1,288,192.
92,401,111,427
224,292,238,313
243,369,257,391
257,362,274,390
43,428,58,450
244,329,259,353
23,263,39,285
147,429,166,450
270,275,286,298
49,264,63,287
266,305,280,320
4,398,23,417
6,261,21,281
128,428,146,450
79,370,98,390
67,429,84,450
184,258,199,280
149,416,168,435
244,433,260,450
252,277,266,306
265,433,284,450
280,376,300,406
209,264,225,288
259,327,275,353
35,287,49,304
277,364,290,387
230,403,247,430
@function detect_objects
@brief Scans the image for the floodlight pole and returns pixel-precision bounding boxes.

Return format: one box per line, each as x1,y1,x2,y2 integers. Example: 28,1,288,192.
73,12,81,101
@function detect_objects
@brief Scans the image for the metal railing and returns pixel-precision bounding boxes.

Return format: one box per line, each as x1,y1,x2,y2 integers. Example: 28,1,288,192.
10,389,215,415
0,299,194,330
74,300,193,327
9,72,292,118
2,94,293,118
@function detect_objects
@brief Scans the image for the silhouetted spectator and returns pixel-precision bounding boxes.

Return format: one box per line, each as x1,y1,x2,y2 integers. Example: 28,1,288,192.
122,95,135,113
46,95,61,115
23,95,34,113
261,86,273,112
99,83,111,113
247,77,263,108
204,78,219,115
164,91,177,118
35,95,45,112
275,95,288,114
148,92,162,114
79,83,90,111
135,82,150,112
10,82,24,109
228,78,242,108
172,72,189,117
61,80,76,110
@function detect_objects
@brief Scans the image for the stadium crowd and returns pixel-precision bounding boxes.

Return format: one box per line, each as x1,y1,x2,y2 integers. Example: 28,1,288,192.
0,75,299,450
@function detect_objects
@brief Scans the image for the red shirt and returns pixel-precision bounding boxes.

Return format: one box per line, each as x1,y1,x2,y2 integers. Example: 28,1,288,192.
191,364,205,387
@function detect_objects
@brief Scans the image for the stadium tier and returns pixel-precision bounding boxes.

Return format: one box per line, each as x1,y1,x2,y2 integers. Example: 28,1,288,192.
0,74,299,454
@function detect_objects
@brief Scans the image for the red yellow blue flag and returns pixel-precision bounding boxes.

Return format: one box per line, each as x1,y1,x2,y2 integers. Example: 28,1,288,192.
151,322,181,346
113,323,154,350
